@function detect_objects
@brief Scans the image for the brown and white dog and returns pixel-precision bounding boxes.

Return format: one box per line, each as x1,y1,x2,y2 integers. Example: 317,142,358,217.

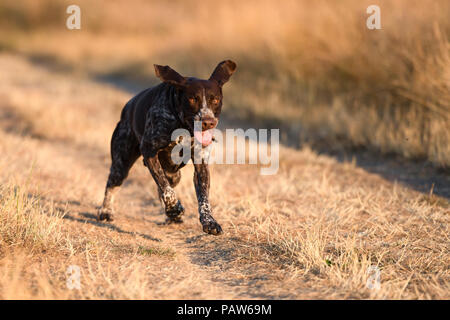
98,60,237,235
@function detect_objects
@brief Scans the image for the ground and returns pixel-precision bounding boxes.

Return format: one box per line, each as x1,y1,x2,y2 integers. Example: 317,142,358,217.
0,54,448,299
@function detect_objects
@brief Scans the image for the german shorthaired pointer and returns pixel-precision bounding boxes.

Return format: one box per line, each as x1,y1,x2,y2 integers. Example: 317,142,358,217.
98,60,237,235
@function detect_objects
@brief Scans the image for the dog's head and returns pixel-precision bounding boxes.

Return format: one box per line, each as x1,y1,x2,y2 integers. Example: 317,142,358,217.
154,60,236,146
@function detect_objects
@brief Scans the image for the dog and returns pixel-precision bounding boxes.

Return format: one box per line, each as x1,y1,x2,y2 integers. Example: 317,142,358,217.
97,60,237,235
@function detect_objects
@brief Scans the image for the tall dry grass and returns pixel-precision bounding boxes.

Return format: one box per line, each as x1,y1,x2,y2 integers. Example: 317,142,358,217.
0,0,449,165
0,183,65,250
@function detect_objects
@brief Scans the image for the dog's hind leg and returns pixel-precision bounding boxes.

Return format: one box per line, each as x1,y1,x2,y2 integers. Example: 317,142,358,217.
98,120,140,221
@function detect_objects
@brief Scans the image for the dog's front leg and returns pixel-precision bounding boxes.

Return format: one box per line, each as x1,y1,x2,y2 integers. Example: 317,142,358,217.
193,162,222,235
143,154,184,221
141,126,184,222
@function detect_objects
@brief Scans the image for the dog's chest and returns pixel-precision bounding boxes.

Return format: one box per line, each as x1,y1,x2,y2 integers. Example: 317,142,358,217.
158,138,211,172
158,141,189,173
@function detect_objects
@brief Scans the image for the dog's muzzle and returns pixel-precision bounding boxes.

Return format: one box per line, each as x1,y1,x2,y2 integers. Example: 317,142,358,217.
194,117,218,147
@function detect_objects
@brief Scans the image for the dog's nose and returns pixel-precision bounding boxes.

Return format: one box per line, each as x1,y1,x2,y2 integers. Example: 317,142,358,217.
201,117,217,131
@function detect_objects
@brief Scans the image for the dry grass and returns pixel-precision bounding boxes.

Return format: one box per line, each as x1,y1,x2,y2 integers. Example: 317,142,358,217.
0,53,448,299
0,183,64,250
0,1,449,300
0,0,449,165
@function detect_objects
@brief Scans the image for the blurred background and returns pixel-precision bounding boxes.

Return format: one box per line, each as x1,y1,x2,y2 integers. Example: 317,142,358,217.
0,0,449,166
0,0,449,300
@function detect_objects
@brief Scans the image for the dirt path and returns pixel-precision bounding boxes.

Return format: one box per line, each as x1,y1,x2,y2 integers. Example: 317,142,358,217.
27,133,287,299
40,137,262,299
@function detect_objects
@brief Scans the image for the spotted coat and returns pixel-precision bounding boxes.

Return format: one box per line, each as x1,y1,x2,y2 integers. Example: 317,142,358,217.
98,60,237,235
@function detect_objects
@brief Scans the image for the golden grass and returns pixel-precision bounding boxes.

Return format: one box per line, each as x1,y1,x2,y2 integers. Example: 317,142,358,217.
0,53,448,298
0,183,64,251
0,0,448,165
0,1,449,299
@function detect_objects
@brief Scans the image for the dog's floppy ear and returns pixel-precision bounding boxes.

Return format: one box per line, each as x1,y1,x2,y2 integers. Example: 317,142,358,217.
209,60,237,86
154,64,186,86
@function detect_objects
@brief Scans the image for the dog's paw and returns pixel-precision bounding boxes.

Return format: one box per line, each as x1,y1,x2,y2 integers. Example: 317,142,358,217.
201,219,223,236
97,208,114,222
165,200,185,222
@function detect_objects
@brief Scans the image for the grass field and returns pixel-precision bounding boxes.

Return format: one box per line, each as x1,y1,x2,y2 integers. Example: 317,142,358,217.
1,0,449,165
0,0,449,299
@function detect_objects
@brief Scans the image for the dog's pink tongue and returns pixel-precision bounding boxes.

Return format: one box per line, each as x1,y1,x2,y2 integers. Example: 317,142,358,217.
194,129,213,147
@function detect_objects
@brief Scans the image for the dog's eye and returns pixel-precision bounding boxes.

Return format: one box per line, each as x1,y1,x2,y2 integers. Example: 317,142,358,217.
212,98,219,104
188,97,196,105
